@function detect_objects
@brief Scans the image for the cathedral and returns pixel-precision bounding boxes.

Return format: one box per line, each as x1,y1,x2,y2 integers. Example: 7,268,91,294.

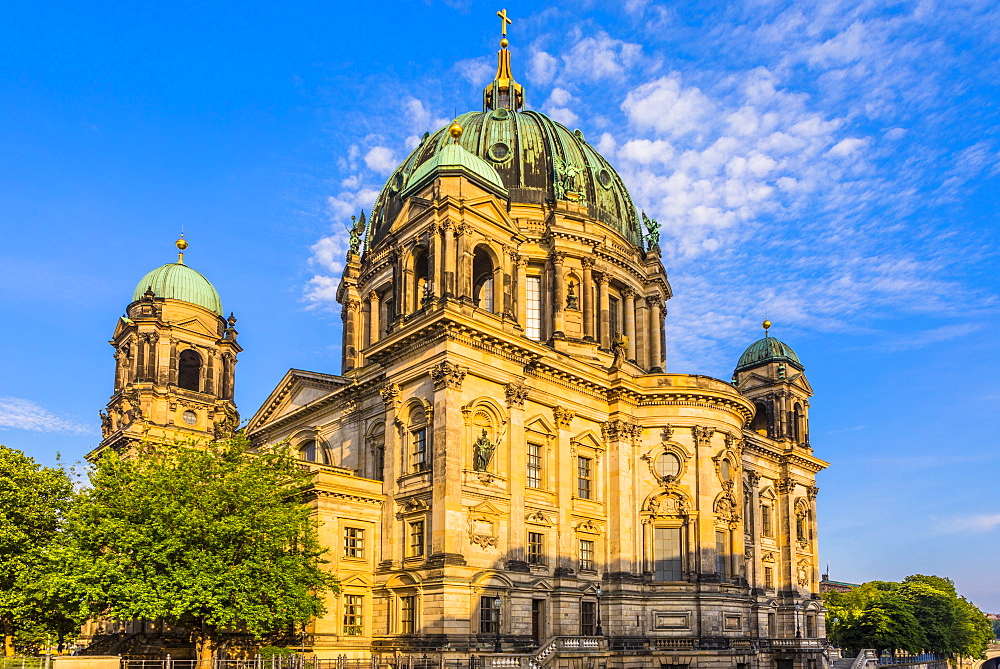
95,14,829,669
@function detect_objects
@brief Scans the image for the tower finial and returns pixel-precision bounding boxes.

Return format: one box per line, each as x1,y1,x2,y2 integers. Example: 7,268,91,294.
176,233,188,264
483,9,524,112
449,121,463,143
762,318,771,337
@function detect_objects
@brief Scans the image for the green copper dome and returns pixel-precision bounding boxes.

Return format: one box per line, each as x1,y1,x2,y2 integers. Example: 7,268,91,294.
735,335,803,373
132,262,223,316
403,142,507,195
369,109,642,248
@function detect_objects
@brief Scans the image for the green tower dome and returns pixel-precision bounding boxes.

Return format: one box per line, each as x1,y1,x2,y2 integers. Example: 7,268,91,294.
132,246,223,316
735,334,803,374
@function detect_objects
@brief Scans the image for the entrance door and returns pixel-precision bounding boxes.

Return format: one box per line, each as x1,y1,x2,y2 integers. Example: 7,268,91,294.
531,599,544,644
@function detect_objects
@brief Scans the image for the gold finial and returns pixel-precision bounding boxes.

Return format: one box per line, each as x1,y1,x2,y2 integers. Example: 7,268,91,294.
497,8,512,37
762,319,771,336
449,122,463,142
176,234,188,264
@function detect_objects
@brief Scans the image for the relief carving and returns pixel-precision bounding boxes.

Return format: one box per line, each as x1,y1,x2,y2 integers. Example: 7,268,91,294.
553,406,575,429
504,381,529,408
431,361,467,390
379,383,401,407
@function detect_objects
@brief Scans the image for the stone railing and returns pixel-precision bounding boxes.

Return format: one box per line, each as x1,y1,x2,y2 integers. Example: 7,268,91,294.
478,636,608,669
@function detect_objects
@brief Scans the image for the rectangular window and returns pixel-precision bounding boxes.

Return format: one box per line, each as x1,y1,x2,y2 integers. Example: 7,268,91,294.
382,297,394,336
806,615,816,638
400,595,416,634
609,295,621,337
525,276,542,340
577,456,592,499
764,566,774,590
527,532,545,565
411,428,427,473
716,530,728,579
653,526,683,581
580,601,596,636
479,595,499,634
344,527,365,559
579,539,595,571
343,594,363,636
408,520,425,558
761,504,772,537
767,612,776,637
527,443,542,489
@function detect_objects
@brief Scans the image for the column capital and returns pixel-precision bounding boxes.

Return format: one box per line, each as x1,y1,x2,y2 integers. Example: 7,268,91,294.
368,290,380,303
594,273,608,285
549,250,567,264
622,286,636,298
582,257,597,269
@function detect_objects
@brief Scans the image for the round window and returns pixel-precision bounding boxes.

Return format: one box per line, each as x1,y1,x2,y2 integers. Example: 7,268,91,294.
597,169,612,189
655,452,681,479
488,142,511,162
182,410,197,426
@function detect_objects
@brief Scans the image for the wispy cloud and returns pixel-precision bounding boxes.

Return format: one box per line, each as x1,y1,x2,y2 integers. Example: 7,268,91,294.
0,397,92,435
935,513,1000,535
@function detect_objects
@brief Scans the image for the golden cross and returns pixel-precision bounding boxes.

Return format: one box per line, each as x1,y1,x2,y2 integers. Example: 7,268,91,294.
497,8,512,37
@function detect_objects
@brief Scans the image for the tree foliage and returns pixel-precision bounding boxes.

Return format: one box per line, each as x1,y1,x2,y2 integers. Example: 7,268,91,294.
0,445,78,656
824,574,993,660
64,436,338,666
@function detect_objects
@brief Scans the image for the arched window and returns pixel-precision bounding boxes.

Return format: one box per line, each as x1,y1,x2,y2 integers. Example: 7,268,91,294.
367,425,386,481
178,349,202,392
792,402,804,444
298,440,326,464
472,247,495,312
408,405,429,473
750,401,769,436
413,247,429,311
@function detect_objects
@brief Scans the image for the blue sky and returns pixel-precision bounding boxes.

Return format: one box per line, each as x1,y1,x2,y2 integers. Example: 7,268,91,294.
1,0,998,610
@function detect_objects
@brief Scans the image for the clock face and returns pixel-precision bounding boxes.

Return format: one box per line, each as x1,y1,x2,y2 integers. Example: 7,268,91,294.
655,452,681,479
182,410,197,426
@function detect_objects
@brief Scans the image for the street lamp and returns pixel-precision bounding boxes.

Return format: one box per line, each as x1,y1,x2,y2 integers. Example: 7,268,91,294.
795,603,802,639
493,594,502,653
595,585,603,637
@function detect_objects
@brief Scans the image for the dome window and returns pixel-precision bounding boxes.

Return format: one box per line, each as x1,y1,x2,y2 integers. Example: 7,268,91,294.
491,108,510,121
655,452,681,480
597,169,613,189
488,142,511,163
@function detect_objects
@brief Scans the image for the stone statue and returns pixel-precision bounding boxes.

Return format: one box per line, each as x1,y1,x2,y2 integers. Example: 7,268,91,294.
611,331,628,369
473,429,497,471
642,212,660,250
566,281,579,310
346,210,367,255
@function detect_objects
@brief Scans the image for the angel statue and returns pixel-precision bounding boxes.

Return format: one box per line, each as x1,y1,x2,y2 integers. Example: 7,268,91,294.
641,211,660,251
346,210,367,255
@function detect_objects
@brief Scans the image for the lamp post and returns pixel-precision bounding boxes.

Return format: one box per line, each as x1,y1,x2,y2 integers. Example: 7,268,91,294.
595,585,603,636
493,594,502,653
795,603,802,639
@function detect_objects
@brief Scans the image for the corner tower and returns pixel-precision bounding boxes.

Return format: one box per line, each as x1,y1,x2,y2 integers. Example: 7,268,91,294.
94,238,241,457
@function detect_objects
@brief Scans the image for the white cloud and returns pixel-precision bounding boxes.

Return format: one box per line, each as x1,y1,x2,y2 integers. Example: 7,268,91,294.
529,50,558,85
454,58,494,87
622,75,714,138
542,87,580,127
937,514,1000,534
0,397,91,435
363,146,397,175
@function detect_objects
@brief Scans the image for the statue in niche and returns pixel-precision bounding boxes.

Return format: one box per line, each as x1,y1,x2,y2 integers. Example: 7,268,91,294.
473,429,497,472
611,331,628,369
566,281,579,310
642,212,660,250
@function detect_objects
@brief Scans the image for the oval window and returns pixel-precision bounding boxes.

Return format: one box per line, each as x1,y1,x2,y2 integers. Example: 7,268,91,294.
720,459,733,482
597,169,613,189
182,410,197,426
491,108,510,120
488,142,511,162
655,452,681,479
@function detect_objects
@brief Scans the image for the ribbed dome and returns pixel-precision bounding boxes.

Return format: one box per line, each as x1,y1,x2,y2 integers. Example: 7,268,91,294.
132,263,223,316
735,336,803,373
369,109,642,248
404,142,506,195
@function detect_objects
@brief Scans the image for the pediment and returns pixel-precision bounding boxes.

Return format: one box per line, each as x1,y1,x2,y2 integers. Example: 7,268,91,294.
532,579,553,591
468,500,503,517
246,368,349,432
172,316,218,338
525,415,556,436
340,573,374,587
571,430,603,451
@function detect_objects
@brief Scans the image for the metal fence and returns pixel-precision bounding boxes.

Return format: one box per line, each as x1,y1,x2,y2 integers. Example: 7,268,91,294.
0,660,44,669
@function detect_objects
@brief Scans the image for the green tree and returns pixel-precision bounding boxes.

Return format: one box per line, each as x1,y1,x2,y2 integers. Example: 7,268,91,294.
0,445,75,657
836,591,925,658
65,436,338,669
